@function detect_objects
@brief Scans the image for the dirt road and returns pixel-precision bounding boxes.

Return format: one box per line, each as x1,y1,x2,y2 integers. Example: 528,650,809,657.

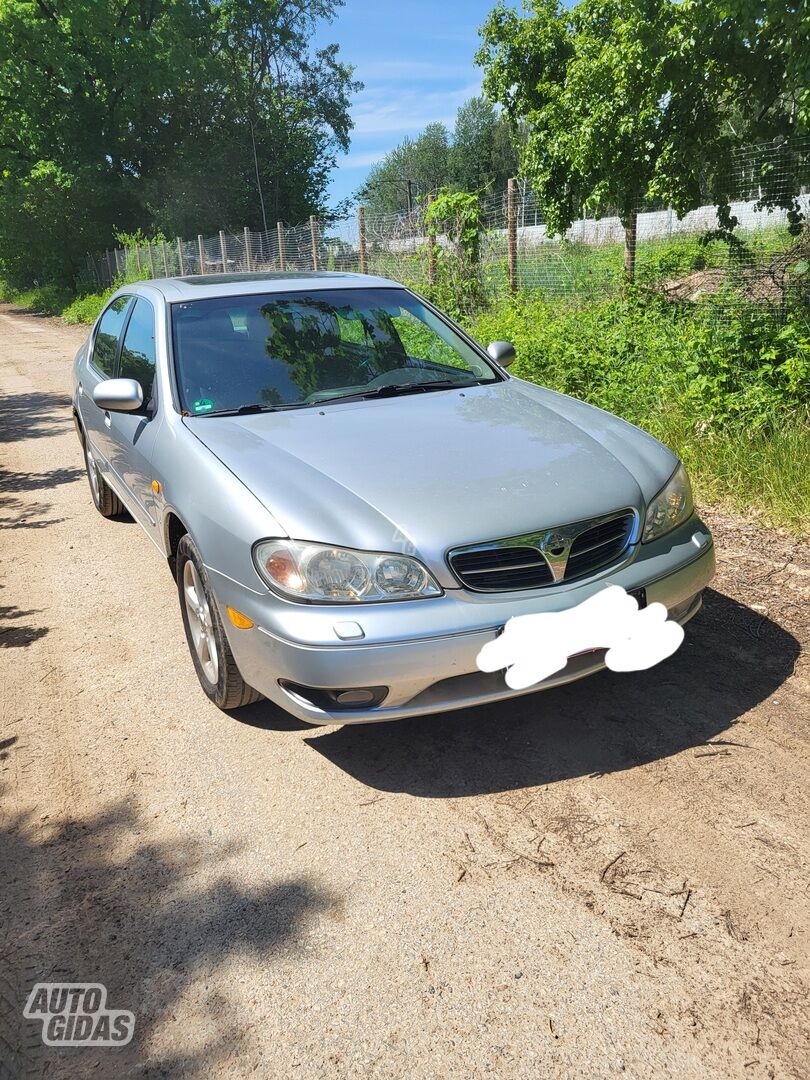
1,302,809,1079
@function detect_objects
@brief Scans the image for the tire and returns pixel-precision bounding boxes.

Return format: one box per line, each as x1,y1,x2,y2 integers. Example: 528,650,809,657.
84,440,125,518
176,533,262,710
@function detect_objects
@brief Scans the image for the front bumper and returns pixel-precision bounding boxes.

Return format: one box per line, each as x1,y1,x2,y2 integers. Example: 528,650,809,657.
211,516,715,725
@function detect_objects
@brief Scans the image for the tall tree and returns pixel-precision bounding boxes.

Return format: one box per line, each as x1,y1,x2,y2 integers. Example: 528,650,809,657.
0,0,359,285
477,0,810,281
449,96,518,194
360,123,451,214
478,0,741,280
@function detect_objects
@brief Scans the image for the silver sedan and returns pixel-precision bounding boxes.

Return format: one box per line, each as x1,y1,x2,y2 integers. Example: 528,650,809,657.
71,272,714,724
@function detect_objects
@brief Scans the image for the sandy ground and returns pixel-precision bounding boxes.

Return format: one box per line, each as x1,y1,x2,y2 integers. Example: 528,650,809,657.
0,302,808,1080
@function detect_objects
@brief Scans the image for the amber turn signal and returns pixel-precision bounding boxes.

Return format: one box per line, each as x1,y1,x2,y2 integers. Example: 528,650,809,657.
226,606,254,629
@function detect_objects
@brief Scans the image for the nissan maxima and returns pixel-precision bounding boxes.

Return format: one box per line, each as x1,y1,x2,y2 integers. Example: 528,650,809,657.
71,272,714,723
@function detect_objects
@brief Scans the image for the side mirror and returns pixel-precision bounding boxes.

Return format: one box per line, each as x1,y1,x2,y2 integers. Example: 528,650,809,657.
486,340,516,367
92,378,144,413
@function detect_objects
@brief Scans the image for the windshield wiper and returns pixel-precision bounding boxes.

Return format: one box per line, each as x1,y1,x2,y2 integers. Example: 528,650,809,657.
198,401,314,417
317,378,484,405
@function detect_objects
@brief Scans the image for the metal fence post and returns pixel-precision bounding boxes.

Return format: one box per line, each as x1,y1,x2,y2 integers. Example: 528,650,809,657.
219,230,228,272
243,227,253,271
426,195,436,286
507,178,518,295
357,207,368,274
310,215,320,271
197,234,206,275
277,221,286,271
176,237,184,276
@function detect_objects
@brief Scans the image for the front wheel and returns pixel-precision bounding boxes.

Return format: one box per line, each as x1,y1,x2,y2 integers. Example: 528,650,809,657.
176,534,262,710
84,441,124,518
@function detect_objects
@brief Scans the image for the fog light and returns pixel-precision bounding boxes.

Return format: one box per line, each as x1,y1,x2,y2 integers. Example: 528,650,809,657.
279,682,388,710
334,689,376,705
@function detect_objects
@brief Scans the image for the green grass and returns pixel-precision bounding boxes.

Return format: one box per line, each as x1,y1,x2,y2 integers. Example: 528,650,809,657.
0,277,131,325
61,288,115,324
0,280,75,316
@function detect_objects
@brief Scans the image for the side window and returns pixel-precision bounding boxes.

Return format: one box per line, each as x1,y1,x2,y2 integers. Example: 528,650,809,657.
92,296,132,376
119,298,157,402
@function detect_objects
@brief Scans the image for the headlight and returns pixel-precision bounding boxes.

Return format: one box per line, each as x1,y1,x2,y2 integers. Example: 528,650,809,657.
253,540,443,602
642,463,694,543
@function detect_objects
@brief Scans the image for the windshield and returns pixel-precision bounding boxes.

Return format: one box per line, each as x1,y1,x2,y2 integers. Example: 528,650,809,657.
171,287,500,415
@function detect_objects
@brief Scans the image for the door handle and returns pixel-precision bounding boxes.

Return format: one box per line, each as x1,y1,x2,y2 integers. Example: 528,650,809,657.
104,410,112,428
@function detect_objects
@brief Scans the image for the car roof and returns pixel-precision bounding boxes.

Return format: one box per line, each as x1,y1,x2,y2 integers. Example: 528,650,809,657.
132,271,402,302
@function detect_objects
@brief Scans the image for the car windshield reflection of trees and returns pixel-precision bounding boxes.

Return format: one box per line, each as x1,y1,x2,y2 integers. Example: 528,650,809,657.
255,298,475,406
174,290,495,417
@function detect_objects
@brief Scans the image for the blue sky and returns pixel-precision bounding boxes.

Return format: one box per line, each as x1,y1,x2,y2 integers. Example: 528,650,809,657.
315,0,517,207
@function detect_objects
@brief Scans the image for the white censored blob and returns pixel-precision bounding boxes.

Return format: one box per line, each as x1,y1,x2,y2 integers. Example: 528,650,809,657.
476,584,684,690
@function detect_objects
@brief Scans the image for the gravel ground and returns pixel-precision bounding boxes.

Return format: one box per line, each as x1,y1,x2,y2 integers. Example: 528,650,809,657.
0,302,808,1080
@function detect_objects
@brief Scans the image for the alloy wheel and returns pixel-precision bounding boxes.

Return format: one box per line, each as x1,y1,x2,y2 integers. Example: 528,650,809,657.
183,559,219,684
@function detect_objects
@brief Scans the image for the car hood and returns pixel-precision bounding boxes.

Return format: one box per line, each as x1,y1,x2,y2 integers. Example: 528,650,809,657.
185,379,677,580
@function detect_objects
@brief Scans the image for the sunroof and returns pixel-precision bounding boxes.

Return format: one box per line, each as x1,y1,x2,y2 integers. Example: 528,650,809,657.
176,272,353,285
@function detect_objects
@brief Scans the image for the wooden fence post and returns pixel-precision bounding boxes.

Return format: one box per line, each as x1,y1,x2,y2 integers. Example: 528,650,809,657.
197,234,206,275
309,215,320,271
507,177,518,295
176,237,184,275
161,241,169,276
147,243,155,278
219,230,228,272
243,227,253,271
105,250,114,284
357,206,368,274
134,246,142,274
277,221,286,271
426,195,436,286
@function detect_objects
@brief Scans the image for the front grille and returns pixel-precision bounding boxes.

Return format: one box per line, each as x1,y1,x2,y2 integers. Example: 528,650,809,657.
448,510,636,593
564,512,635,582
450,545,554,591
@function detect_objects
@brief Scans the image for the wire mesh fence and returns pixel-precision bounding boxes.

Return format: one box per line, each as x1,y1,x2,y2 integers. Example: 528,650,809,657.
85,136,810,316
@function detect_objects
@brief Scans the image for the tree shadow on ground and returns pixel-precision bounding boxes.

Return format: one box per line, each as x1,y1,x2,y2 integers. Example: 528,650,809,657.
0,587,48,649
0,794,336,1078
304,589,800,797
0,391,73,444
0,466,84,494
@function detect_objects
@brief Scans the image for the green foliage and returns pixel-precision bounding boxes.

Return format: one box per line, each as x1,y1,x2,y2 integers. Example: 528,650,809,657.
449,97,519,195
468,291,810,531
0,0,359,287
698,1,810,137
62,288,116,325
359,97,519,213
419,189,486,319
477,0,810,278
0,280,74,316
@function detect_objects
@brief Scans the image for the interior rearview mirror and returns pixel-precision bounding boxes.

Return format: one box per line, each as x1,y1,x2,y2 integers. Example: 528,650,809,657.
92,378,144,413
487,340,516,367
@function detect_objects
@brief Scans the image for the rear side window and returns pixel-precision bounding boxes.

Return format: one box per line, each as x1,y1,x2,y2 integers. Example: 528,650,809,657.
93,296,132,376
119,298,157,402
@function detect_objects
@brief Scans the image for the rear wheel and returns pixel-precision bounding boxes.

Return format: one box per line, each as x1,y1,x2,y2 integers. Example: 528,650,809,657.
176,534,262,710
84,441,124,518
